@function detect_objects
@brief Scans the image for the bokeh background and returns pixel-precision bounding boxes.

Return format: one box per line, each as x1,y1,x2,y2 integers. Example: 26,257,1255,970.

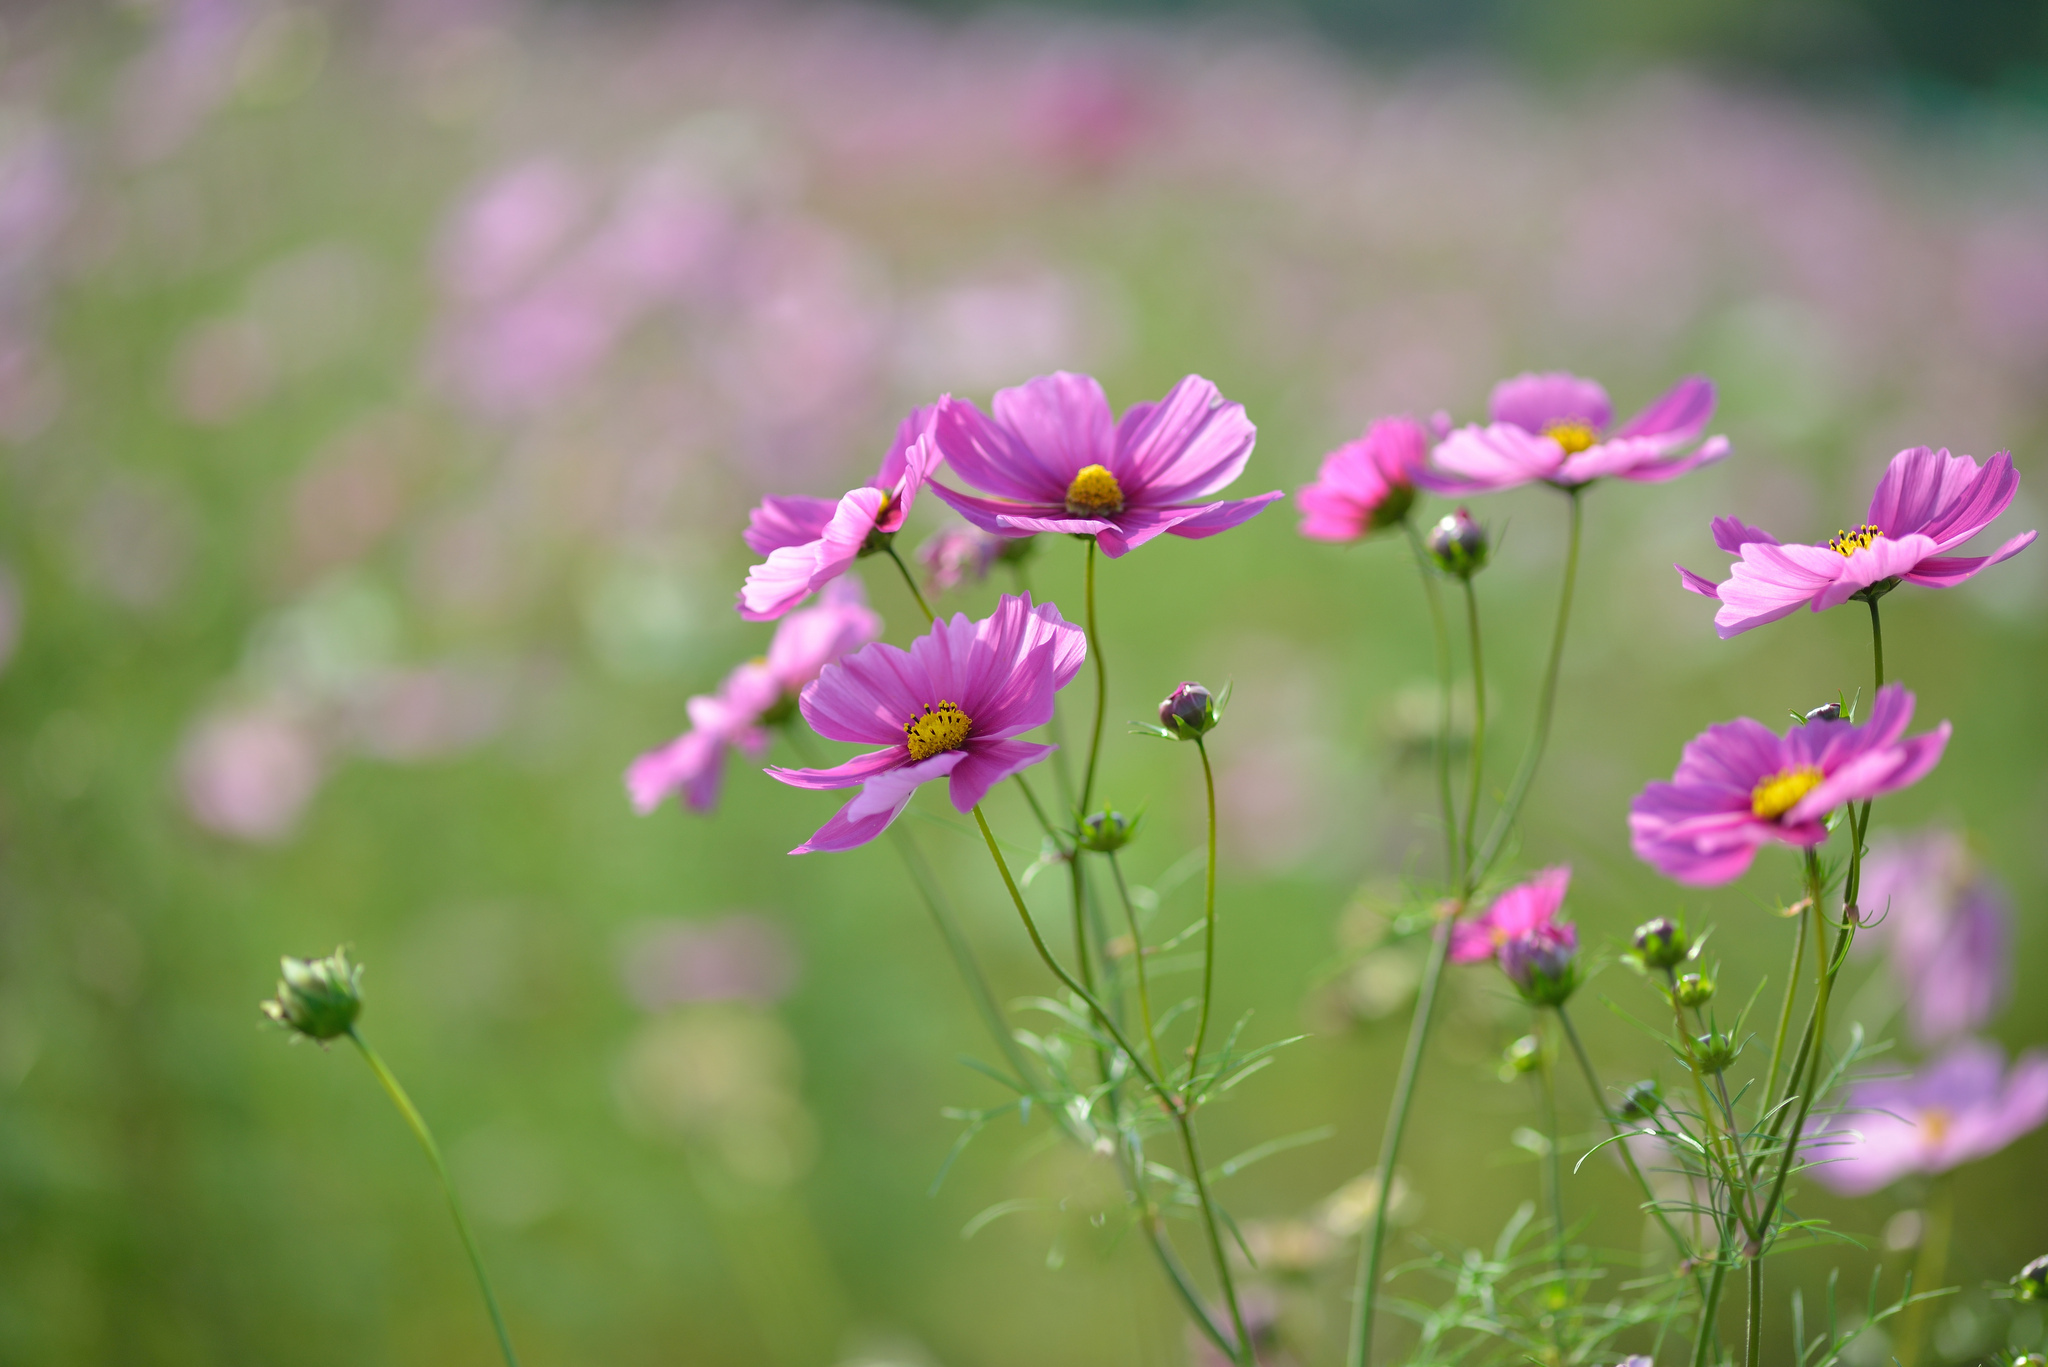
1,1,2045,1363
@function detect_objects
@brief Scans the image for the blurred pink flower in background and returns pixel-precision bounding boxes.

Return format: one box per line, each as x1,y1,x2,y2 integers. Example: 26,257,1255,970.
1429,371,1727,493
1451,866,1572,965
917,524,1001,593
115,0,253,164
1679,446,2036,638
1297,415,1433,542
619,914,799,1010
177,703,325,842
1810,1040,2048,1196
1857,829,2011,1046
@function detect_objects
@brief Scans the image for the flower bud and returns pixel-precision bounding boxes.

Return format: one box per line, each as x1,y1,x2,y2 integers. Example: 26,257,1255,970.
1076,809,1139,853
1159,682,1219,741
1616,1079,1662,1121
1501,1034,1542,1077
2015,1253,2048,1301
1500,924,1578,1008
1425,508,1488,579
1691,1028,1742,1075
1804,702,1842,724
1673,972,1716,1009
262,947,363,1042
1631,916,1689,970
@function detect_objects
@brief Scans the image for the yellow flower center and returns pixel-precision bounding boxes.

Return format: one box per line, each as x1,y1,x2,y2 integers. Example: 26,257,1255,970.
1064,464,1125,517
903,700,973,760
1920,1107,1952,1145
1543,421,1599,455
1827,523,1881,556
1751,765,1825,820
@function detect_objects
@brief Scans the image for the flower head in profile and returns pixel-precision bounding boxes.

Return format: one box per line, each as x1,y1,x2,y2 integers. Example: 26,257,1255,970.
1629,685,1950,886
1297,415,1433,542
1857,829,2011,1046
1451,866,1572,964
1428,371,1728,494
927,371,1281,558
768,593,1084,853
738,405,942,621
630,578,881,814
1809,1040,2048,1196
1677,446,2036,638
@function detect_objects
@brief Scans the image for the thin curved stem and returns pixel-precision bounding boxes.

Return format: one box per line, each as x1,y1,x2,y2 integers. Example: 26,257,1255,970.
1758,906,1811,1129
1535,1028,1568,1310
1079,536,1109,817
1867,594,1886,692
1556,1007,1697,1269
1108,853,1165,1080
882,544,936,625
1471,486,1583,886
1402,519,1459,884
1188,738,1220,1083
349,1031,520,1367
1458,576,1486,880
1172,1107,1255,1366
1756,897,1851,1237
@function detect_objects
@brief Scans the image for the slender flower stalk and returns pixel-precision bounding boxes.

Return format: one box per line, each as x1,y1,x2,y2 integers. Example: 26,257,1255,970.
1402,518,1459,884
1897,1177,1952,1367
883,543,937,624
1188,736,1219,1080
1556,1007,1697,1268
1692,1257,1729,1367
1458,577,1486,879
1108,852,1165,1079
350,1030,522,1367
1534,1028,1568,1298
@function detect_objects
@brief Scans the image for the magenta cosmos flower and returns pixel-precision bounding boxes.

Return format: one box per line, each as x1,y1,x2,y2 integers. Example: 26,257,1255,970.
1858,829,2011,1047
738,406,942,621
1630,684,1950,887
768,593,1084,854
1429,372,1728,493
630,578,882,813
926,372,1281,558
1678,446,2036,638
1451,866,1573,964
1297,415,1434,542
1809,1040,2048,1197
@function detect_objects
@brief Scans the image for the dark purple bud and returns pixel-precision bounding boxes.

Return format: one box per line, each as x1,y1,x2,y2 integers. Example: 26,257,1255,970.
1425,507,1489,578
1804,702,1842,724
1159,682,1217,740
1500,924,1578,1007
2016,1254,2048,1302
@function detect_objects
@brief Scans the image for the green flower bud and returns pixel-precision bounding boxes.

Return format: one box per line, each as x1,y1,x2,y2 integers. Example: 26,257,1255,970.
1616,1079,1662,1122
1159,682,1220,741
1076,809,1139,853
261,948,363,1042
1631,916,1689,970
2015,1253,2048,1301
1691,1028,1742,1075
1673,972,1716,1009
1425,508,1488,579
1501,1034,1542,1078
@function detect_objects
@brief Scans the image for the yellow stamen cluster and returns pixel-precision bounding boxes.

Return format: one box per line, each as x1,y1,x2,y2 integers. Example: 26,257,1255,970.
1751,765,1825,820
1064,463,1125,517
1543,421,1600,455
1827,523,1881,556
903,700,973,760
1920,1107,1953,1145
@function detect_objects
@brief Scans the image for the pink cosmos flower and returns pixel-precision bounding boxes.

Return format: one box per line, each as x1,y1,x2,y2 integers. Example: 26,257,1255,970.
1629,684,1950,887
630,578,882,814
1857,829,2011,1047
1677,446,2037,638
1808,1040,2048,1197
768,594,1084,854
738,406,942,621
1428,372,1728,493
1297,415,1432,542
1451,866,1573,964
926,372,1281,558
917,523,1002,592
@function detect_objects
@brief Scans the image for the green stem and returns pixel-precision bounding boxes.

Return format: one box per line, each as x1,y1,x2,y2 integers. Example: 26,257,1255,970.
349,1031,520,1367
1458,576,1486,881
1758,904,1811,1130
1078,537,1108,817
1470,486,1583,887
1535,1026,1568,1309
1172,1108,1255,1366
1691,1256,1728,1367
1755,898,1851,1238
1667,971,1757,1242
1745,1255,1763,1367
882,543,936,625
1403,518,1459,885
1188,738,1220,1086
1108,853,1165,1080
1896,1174,1950,1367
1346,910,1455,1367
1556,1006,1696,1269
1867,594,1885,691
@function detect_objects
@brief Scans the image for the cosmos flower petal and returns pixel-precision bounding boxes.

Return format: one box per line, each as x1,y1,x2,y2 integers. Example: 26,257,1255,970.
1612,374,1715,445
627,729,725,814
1163,491,1285,540
789,753,965,854
1866,447,1991,543
800,639,928,745
1676,564,1722,598
738,486,887,622
1811,534,1943,610
1711,516,1780,554
1114,374,1258,504
766,747,907,791
1429,423,1560,491
743,494,838,556
1903,529,2037,586
1609,433,1731,484
987,371,1116,487
931,394,1069,504
947,738,1056,811
1489,371,1611,433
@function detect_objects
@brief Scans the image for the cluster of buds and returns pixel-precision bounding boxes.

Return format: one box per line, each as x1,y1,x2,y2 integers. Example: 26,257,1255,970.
1424,507,1488,579
1076,808,1140,853
261,948,364,1042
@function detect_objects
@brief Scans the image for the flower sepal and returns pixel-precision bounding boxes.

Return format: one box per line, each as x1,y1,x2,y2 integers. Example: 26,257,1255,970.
262,947,364,1044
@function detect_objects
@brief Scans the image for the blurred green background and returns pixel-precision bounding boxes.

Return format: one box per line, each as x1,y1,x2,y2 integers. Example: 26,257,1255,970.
1,1,2043,1363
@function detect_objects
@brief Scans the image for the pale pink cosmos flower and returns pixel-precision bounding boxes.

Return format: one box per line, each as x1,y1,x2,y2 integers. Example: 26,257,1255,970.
630,577,882,814
927,372,1281,558
1677,446,2037,638
917,523,1002,593
1296,415,1432,542
1857,829,2011,1047
1809,1040,2048,1197
1428,371,1728,493
768,594,1084,853
1451,866,1572,964
1629,685,1950,887
738,406,942,621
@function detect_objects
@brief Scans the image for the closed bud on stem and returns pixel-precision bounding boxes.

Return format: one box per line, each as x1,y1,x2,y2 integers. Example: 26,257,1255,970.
1501,1034,1542,1078
1617,1079,1662,1121
1076,808,1139,853
1804,702,1842,724
1159,682,1219,741
1500,925,1578,1008
1631,916,1689,970
1691,1028,1742,1075
1673,972,1716,1008
262,947,363,1042
2015,1254,2048,1301
1425,507,1488,579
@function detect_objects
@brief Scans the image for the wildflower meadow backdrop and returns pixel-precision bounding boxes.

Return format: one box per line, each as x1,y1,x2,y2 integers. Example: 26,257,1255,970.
2,2,2046,1365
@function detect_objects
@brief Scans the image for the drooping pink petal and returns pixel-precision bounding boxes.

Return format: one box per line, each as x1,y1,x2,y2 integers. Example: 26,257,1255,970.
1676,564,1721,598
627,729,725,813
738,486,887,622
947,738,1057,810
1713,542,1844,638
765,747,907,791
766,576,883,692
743,494,838,556
1429,424,1560,492
1903,530,2038,586
1608,434,1730,484
789,752,965,854
1158,491,1285,541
